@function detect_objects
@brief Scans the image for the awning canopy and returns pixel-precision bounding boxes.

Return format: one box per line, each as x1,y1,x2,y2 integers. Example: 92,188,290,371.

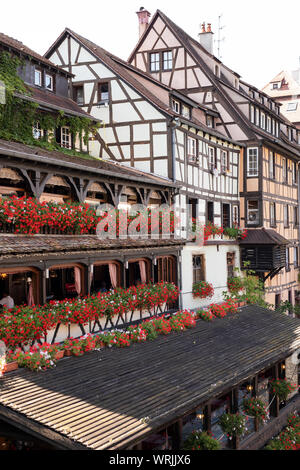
240,228,290,245
0,305,299,450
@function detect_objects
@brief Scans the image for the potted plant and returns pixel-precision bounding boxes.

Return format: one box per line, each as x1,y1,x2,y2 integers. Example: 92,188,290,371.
192,281,214,299
242,397,268,429
218,413,246,447
269,379,297,402
182,431,221,450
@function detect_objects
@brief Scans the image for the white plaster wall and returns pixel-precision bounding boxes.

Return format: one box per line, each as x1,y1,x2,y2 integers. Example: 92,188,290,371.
180,244,241,310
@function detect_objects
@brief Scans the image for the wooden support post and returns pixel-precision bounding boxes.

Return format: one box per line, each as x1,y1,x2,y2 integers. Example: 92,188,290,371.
270,364,280,417
42,269,47,305
204,403,211,433
170,419,183,450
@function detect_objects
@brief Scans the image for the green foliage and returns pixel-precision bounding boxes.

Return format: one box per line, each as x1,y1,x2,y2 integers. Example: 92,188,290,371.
218,413,246,438
265,413,300,450
223,262,267,307
0,51,99,154
182,431,221,450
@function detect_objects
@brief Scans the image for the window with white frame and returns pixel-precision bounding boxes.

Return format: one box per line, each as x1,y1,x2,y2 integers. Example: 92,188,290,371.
150,53,160,72
33,122,42,140
221,150,229,173
182,105,191,119
255,108,260,126
171,98,180,114
272,82,279,89
250,105,255,123
247,200,259,225
294,247,299,268
187,137,197,163
162,51,173,70
266,116,272,133
293,161,297,185
61,126,71,149
45,73,54,91
208,146,216,171
247,148,259,177
287,102,298,112
34,68,42,86
283,157,287,182
260,112,266,130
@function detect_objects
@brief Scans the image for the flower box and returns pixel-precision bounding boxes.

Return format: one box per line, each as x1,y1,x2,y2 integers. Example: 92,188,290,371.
3,361,18,373
55,350,64,360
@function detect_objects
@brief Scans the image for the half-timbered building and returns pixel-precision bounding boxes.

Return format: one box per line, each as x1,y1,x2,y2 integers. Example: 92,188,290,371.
127,8,300,307
45,27,243,309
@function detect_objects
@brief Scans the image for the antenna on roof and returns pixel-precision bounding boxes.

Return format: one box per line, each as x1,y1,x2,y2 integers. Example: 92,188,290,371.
216,14,225,59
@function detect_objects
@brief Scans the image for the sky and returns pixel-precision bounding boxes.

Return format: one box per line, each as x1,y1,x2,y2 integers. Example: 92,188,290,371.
2,0,300,89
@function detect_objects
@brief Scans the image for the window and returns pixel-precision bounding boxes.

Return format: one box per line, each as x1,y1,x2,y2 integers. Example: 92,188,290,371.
232,205,239,226
247,200,259,225
227,252,235,279
269,151,275,180
73,85,84,105
250,105,255,123
221,150,229,173
294,206,298,227
150,53,160,72
193,255,205,283
45,74,54,91
283,158,287,182
222,203,230,228
255,108,260,126
206,115,214,128
187,137,197,163
98,82,109,103
272,83,279,89
284,205,289,228
287,102,298,112
286,247,290,272
171,98,180,113
294,247,299,268
33,122,42,140
275,121,279,137
208,146,216,171
275,294,281,309
182,105,191,119
34,68,42,86
293,162,297,185
266,116,272,133
247,148,258,177
207,201,214,224
261,112,266,130
61,126,71,149
162,51,172,70
270,202,276,227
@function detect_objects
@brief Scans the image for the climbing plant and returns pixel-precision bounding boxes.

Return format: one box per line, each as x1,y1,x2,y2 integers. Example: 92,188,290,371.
0,51,99,153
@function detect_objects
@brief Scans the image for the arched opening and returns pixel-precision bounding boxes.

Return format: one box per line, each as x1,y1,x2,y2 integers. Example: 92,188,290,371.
0,267,40,307
46,263,84,301
90,261,122,294
126,258,151,287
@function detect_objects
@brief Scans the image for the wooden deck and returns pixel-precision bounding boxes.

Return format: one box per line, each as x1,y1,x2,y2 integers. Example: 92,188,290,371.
0,305,299,450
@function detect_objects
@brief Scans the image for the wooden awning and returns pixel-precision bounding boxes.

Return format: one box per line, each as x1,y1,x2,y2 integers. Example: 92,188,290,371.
0,306,299,450
0,168,22,181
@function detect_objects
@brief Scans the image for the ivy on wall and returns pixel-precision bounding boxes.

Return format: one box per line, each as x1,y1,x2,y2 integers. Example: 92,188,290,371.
0,51,99,157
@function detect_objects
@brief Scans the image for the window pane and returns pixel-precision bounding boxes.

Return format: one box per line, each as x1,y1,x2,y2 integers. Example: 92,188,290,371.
45,74,53,90
34,69,41,86
162,51,172,70
150,53,160,72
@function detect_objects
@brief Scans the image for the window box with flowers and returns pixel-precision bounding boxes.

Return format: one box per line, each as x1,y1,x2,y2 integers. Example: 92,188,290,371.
242,397,269,429
182,431,221,450
192,281,214,299
218,413,246,447
269,379,297,403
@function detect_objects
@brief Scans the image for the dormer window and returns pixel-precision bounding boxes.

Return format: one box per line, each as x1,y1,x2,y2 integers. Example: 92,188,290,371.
206,115,214,128
34,68,42,87
98,82,109,104
45,73,54,91
171,98,180,114
33,122,43,140
287,102,298,112
182,104,190,119
61,126,71,149
272,82,280,90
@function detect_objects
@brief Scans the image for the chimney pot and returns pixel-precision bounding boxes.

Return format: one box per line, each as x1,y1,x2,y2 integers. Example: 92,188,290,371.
207,23,212,33
201,22,206,33
136,8,151,38
198,22,214,54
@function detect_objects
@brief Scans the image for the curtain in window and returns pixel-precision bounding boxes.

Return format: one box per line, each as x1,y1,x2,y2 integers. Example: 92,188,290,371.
109,263,118,289
139,260,147,284
27,284,34,306
74,267,81,295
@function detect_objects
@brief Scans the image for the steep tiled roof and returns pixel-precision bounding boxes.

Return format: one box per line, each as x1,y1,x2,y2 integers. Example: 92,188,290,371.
239,228,289,245
0,32,71,76
0,305,299,449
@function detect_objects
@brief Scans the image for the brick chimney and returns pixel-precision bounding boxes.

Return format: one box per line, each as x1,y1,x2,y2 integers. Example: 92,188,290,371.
198,22,214,54
136,7,151,38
